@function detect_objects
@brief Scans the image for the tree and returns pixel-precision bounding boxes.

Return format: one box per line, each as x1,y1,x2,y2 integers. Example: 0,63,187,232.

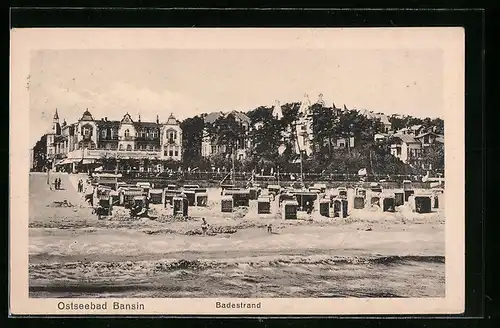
213,113,245,156
247,106,282,161
180,115,205,166
430,118,444,134
421,143,444,171
311,103,336,155
280,102,301,154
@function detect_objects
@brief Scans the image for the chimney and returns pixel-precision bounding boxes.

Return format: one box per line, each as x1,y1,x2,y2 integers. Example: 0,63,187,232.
105,117,108,121
156,114,159,124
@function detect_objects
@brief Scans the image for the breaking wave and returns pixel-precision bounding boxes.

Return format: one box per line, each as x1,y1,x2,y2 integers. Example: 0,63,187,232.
29,255,445,298
30,255,444,273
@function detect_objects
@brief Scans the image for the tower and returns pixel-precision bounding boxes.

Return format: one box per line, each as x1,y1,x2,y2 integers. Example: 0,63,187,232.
295,93,313,156
316,93,325,106
52,109,60,135
272,100,283,120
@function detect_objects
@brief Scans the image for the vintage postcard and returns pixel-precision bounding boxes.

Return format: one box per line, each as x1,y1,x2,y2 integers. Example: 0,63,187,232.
10,28,465,315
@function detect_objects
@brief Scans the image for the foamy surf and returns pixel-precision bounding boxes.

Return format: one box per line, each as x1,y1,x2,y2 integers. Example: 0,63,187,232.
29,254,445,298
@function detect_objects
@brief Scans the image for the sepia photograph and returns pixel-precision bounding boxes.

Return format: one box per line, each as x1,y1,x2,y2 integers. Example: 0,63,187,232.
10,28,465,315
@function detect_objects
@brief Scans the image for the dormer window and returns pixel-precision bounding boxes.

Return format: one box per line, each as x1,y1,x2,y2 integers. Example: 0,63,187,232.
124,129,130,137
101,130,107,138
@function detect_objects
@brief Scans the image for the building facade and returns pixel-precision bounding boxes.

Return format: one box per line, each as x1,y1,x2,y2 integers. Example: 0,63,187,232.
32,109,183,172
390,134,423,163
390,130,444,170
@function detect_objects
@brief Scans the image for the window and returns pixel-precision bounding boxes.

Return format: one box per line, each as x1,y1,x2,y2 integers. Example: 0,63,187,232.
174,150,178,157
106,144,111,150
124,129,130,137
424,136,429,144
82,126,91,137
146,145,151,150
141,130,146,138
127,145,132,151
119,144,124,150
169,150,173,157
211,145,217,154
101,130,107,138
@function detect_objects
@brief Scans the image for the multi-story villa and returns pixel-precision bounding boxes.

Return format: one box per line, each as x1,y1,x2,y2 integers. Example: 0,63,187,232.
31,109,183,173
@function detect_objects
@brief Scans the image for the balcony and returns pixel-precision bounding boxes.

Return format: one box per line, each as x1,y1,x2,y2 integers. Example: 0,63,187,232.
119,136,135,141
100,136,119,141
135,136,160,142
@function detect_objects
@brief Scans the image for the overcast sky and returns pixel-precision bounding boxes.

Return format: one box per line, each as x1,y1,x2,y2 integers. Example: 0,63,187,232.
29,48,443,146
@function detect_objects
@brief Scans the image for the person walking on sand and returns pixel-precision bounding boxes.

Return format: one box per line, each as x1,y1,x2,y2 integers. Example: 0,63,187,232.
201,218,209,236
267,224,273,234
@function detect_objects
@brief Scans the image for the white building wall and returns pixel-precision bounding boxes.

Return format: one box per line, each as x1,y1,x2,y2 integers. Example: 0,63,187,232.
117,122,136,151
161,125,183,161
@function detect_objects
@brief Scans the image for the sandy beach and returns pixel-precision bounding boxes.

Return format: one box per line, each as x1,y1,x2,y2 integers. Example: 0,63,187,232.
29,172,445,298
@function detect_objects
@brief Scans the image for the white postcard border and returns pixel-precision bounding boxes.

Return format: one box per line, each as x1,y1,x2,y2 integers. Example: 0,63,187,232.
10,27,465,315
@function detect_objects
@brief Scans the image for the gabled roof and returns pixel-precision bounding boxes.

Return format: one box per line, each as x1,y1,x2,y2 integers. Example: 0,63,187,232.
226,111,250,124
121,113,134,124
391,134,420,144
415,131,442,138
377,115,390,125
204,111,224,124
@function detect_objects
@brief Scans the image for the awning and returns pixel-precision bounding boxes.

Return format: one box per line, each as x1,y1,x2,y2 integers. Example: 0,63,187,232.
55,159,72,165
